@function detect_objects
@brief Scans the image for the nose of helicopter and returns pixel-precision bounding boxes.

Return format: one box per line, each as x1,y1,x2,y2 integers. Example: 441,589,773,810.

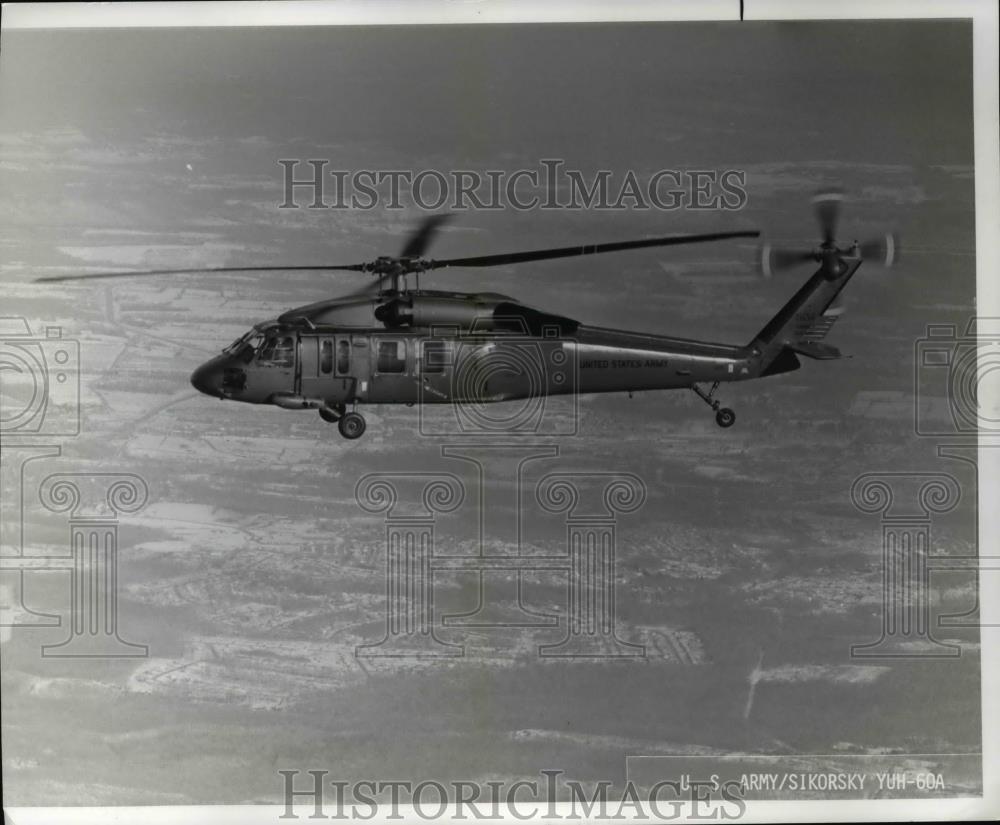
190,358,225,398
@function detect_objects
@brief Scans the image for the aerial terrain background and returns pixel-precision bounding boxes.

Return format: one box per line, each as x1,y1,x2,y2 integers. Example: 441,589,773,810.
0,21,981,803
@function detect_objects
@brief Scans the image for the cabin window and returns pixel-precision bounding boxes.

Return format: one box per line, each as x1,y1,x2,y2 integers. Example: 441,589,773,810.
423,340,446,374
336,340,350,375
377,340,406,373
258,335,295,367
320,340,333,374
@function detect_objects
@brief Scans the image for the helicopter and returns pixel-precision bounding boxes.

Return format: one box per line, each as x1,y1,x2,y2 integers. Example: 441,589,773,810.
39,193,896,439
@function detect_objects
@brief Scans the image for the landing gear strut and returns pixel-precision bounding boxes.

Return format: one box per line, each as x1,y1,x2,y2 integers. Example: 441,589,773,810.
691,382,736,428
319,403,344,424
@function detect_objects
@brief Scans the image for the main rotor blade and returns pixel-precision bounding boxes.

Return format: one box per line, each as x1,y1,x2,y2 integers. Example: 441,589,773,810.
812,190,843,246
34,263,368,283
399,214,453,259
427,230,759,271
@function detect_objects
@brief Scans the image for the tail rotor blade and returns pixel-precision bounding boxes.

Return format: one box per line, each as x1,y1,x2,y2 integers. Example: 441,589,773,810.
857,232,899,267
812,190,844,246
759,242,816,279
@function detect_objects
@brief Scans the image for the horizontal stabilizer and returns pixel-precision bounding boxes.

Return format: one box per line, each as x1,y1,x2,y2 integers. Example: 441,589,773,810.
790,341,843,360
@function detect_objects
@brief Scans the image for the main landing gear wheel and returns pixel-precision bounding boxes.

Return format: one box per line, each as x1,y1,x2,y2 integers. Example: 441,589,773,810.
319,406,341,424
338,411,366,439
715,408,736,428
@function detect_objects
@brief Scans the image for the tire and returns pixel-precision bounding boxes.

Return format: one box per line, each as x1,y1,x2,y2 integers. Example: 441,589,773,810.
715,408,736,428
338,411,366,439
319,407,340,423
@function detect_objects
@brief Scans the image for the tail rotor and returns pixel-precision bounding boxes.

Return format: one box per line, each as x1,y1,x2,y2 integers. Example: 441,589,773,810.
758,190,899,279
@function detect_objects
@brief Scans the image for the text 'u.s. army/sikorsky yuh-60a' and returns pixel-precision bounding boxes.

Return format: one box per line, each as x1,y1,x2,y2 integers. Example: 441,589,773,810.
39,192,897,439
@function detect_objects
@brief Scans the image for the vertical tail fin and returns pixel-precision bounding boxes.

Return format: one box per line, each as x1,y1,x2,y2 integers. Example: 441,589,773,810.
748,256,863,373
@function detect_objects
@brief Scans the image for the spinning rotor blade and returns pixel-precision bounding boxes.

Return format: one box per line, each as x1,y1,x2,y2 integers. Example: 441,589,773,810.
35,263,367,284
399,214,453,259
758,242,816,279
857,232,899,267
812,190,843,246
427,230,760,271
36,222,761,288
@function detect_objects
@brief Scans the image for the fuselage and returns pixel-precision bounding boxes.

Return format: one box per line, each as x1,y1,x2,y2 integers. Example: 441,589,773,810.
189,291,762,410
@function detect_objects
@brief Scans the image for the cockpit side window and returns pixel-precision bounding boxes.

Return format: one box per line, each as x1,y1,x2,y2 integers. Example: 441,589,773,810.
257,335,295,367
257,338,277,361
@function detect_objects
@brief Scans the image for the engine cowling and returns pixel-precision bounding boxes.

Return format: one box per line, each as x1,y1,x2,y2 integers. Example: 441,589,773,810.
374,293,580,334
375,294,505,330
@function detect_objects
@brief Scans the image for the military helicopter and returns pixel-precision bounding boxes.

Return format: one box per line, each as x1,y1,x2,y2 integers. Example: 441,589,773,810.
39,193,896,439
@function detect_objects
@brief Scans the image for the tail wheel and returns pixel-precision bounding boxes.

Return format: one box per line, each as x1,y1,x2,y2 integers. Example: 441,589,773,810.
715,408,736,428
338,411,366,439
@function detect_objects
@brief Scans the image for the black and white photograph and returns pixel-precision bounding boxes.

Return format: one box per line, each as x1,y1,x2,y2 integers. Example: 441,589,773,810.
1,1,998,822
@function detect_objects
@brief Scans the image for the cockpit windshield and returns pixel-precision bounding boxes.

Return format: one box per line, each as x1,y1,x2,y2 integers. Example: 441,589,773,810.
222,327,295,367
223,331,264,363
